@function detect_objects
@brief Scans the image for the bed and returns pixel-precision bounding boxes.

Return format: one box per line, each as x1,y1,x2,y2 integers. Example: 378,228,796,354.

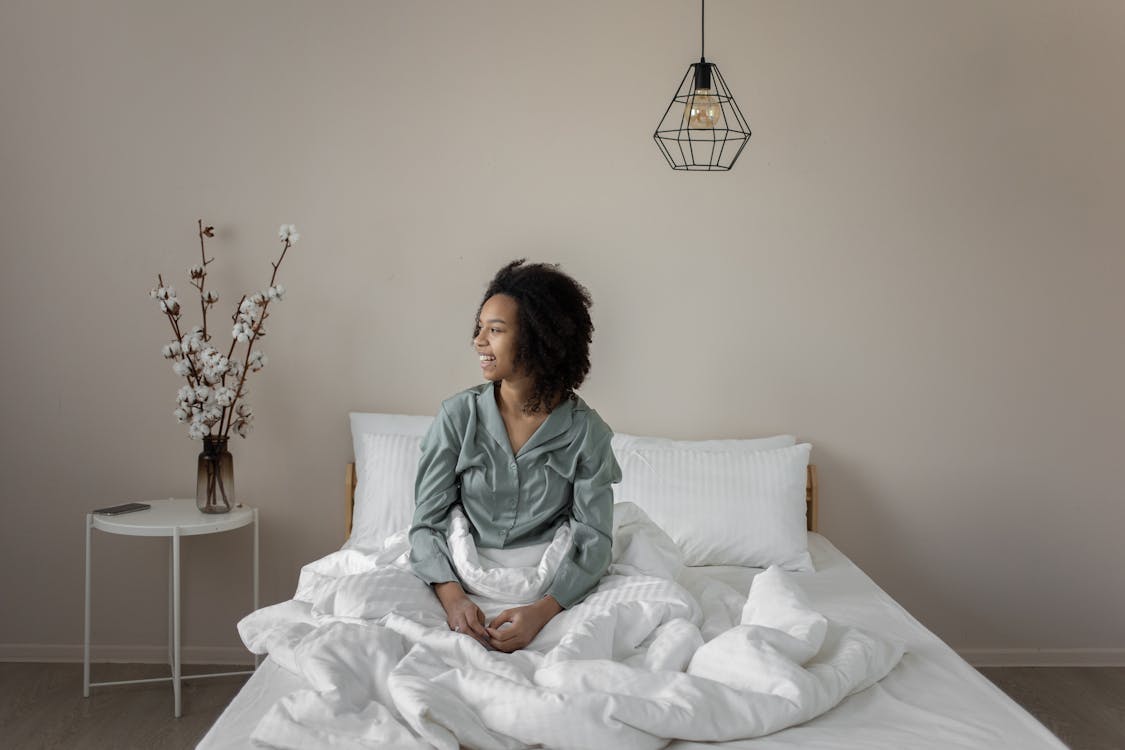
198,415,1065,750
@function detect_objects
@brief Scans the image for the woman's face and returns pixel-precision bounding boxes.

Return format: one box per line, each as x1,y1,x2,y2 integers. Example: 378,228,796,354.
474,294,521,382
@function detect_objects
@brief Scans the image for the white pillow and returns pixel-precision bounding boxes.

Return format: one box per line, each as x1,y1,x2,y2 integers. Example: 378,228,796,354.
349,412,433,460
613,442,813,571
348,412,434,549
611,432,795,457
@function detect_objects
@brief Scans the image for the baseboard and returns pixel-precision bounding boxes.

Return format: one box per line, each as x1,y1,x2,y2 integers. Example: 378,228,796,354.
959,648,1125,667
0,643,254,665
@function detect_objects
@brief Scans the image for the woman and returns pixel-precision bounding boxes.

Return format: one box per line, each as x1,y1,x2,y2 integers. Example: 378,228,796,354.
408,259,621,653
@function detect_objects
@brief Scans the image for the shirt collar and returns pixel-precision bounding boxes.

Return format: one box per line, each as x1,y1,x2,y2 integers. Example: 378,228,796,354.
476,383,577,457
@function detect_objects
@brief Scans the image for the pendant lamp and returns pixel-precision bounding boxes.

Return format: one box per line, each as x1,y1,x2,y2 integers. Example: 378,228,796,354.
653,0,751,171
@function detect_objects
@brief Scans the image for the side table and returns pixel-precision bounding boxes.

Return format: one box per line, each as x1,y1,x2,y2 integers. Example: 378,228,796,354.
83,498,259,718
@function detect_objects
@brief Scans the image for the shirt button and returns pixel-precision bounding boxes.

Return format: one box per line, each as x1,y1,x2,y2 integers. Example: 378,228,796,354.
509,462,517,471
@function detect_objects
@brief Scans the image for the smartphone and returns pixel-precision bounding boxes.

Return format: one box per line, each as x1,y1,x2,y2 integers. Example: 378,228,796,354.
93,502,152,515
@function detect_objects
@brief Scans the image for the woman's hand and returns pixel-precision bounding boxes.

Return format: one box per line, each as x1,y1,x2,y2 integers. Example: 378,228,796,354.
486,596,563,653
433,581,489,645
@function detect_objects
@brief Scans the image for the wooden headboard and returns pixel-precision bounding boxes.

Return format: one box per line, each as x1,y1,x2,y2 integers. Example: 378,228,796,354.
345,463,820,539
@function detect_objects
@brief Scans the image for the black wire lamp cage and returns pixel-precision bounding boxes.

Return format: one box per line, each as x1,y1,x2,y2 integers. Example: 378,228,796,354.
653,0,751,171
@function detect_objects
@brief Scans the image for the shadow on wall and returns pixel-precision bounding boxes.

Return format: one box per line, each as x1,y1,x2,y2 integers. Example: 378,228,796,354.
815,450,990,646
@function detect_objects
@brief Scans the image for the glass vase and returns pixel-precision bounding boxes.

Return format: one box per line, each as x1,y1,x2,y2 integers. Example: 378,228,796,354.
196,435,235,513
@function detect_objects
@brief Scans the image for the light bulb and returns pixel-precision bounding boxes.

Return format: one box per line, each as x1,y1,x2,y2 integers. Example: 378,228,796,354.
685,88,722,129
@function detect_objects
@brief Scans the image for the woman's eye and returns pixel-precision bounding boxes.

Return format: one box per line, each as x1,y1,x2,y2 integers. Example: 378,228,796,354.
491,328,501,334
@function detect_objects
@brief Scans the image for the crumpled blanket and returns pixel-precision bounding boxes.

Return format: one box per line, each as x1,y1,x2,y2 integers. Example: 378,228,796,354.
237,503,904,749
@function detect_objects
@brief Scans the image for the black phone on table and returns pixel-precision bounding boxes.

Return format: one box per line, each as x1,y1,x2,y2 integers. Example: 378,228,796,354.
92,502,152,515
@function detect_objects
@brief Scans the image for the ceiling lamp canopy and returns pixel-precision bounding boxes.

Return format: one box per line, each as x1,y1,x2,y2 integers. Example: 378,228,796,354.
653,0,751,171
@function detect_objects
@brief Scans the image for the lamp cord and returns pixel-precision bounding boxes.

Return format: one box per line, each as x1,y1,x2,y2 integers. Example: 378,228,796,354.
701,0,705,60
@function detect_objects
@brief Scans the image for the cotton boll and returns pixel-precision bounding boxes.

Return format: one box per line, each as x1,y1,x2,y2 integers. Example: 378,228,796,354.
239,296,263,323
234,417,253,438
278,224,298,243
248,350,268,372
182,326,205,352
200,349,229,382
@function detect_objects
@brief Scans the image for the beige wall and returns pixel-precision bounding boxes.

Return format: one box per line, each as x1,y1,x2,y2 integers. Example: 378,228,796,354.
1,0,1123,664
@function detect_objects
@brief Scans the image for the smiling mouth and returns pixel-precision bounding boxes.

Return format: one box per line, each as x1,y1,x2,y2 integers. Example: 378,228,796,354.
479,354,496,365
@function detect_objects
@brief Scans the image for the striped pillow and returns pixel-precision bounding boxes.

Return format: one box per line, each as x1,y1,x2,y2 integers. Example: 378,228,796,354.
613,443,813,570
350,432,424,549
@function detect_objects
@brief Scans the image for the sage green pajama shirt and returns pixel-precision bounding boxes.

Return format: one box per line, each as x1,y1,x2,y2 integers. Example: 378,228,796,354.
408,383,621,609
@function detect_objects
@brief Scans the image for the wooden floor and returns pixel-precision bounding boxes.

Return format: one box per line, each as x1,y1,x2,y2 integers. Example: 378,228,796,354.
977,667,1125,750
1,663,1122,748
0,663,251,749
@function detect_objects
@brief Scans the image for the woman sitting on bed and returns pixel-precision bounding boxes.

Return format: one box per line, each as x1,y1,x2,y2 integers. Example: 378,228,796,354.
408,259,621,653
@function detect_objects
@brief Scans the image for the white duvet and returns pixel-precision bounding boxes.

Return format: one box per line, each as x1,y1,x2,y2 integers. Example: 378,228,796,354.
238,504,904,750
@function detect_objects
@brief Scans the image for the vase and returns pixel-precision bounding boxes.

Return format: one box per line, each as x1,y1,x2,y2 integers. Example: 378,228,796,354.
196,435,235,513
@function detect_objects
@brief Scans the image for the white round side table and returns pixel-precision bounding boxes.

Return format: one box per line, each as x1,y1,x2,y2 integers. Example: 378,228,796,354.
83,498,259,718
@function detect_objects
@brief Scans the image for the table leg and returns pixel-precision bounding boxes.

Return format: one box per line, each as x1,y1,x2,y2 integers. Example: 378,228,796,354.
167,543,173,669
83,514,92,698
172,527,181,718
253,508,260,668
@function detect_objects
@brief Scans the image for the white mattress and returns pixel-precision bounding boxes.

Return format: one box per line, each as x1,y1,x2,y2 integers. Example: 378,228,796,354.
197,534,1064,750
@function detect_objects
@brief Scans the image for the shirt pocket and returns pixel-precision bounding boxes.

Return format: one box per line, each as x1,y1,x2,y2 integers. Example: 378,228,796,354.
543,448,580,484
455,437,491,494
540,456,576,517
458,461,492,498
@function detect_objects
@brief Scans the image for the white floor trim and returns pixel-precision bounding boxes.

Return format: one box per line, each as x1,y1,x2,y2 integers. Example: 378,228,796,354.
0,643,254,665
959,648,1125,667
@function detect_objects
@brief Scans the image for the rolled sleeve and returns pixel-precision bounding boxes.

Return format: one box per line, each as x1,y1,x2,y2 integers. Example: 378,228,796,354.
408,404,461,586
546,431,621,608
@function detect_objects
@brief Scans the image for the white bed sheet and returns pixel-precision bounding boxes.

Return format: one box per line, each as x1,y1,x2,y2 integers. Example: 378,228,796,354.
197,534,1064,750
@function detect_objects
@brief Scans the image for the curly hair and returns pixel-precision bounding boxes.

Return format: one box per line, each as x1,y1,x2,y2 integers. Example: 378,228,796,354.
474,259,594,414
